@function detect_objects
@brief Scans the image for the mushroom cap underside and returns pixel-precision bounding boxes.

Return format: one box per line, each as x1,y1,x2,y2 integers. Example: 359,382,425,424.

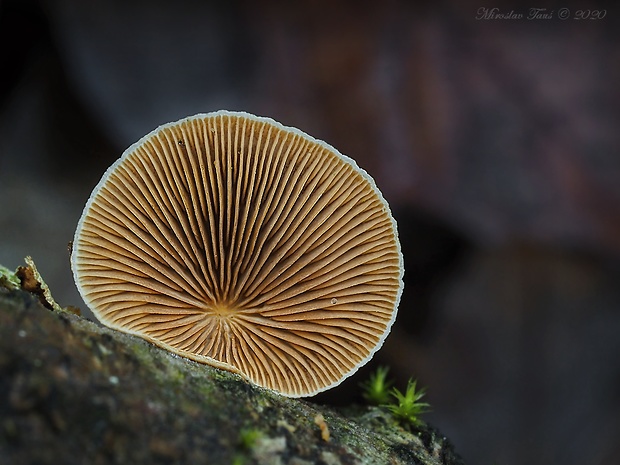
72,111,403,397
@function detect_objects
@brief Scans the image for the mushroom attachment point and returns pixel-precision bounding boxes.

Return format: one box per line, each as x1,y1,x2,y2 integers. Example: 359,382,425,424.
72,111,404,397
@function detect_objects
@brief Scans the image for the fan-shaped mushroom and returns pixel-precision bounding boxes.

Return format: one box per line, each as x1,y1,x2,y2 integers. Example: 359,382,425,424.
72,111,403,397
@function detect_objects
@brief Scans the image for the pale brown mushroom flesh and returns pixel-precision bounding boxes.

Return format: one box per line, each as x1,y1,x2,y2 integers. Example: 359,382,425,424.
72,111,403,397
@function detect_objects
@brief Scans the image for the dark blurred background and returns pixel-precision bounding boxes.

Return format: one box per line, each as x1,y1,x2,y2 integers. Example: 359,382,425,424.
1,1,619,463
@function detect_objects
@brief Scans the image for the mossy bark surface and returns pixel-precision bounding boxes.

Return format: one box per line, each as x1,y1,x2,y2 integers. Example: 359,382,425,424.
0,285,465,465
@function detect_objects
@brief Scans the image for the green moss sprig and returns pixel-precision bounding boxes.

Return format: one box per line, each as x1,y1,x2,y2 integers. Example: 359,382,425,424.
385,379,430,427
360,366,393,405
360,367,431,428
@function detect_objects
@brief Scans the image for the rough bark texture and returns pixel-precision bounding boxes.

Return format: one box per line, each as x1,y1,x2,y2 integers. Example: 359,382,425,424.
0,284,464,465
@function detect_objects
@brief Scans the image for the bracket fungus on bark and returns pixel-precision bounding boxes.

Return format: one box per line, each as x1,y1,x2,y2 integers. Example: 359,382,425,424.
71,111,403,397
